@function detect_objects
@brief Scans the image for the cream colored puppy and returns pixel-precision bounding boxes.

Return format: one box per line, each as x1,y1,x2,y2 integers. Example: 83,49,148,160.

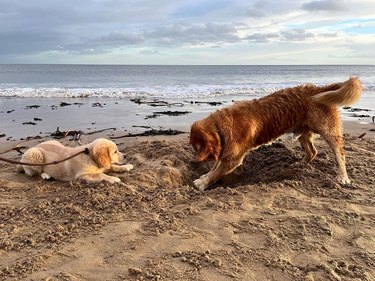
19,138,133,183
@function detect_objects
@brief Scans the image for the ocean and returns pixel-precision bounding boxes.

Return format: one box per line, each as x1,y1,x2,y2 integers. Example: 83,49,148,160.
0,64,374,139
0,64,374,100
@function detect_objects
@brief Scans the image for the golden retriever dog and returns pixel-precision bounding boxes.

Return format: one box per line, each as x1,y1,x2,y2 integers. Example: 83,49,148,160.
18,138,133,183
190,77,363,191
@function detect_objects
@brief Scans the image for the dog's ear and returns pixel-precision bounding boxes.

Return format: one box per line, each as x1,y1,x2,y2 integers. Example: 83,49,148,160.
92,144,111,169
196,131,220,162
191,123,220,162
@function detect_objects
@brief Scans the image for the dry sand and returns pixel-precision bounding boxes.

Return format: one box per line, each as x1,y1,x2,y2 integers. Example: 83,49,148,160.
1,122,375,281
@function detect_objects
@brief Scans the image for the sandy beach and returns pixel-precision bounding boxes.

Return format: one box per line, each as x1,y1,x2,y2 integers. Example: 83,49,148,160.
1,105,375,281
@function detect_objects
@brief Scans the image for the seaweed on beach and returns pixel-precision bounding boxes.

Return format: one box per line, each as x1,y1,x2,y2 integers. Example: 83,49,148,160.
22,121,37,125
189,101,224,106
343,106,372,112
92,102,104,108
350,113,371,118
25,105,40,109
50,127,83,140
130,98,184,107
110,128,186,139
145,111,191,119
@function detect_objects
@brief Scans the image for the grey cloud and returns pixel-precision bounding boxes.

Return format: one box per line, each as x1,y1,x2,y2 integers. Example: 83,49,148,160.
95,31,145,45
321,32,340,38
246,32,279,42
146,22,241,46
245,29,336,43
0,30,65,56
246,0,269,17
246,0,302,19
246,1,269,19
60,22,241,54
61,31,145,54
0,0,181,56
281,29,316,41
246,9,266,18
302,0,347,12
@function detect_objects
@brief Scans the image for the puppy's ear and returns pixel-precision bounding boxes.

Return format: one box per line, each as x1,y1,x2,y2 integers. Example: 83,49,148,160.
92,144,111,169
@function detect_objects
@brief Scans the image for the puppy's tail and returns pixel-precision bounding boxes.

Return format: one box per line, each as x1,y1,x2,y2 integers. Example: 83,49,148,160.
312,77,363,106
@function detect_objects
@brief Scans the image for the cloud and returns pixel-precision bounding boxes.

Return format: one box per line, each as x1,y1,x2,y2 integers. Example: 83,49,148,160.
281,29,316,41
245,32,279,42
0,0,373,63
244,28,341,43
57,22,242,54
0,30,65,56
146,22,241,46
302,0,348,12
61,31,145,54
246,0,302,19
96,31,145,45
246,9,266,18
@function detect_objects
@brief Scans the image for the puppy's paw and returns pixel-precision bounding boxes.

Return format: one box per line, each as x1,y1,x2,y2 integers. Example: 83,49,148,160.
41,173,52,180
122,164,134,172
194,178,209,191
108,176,121,184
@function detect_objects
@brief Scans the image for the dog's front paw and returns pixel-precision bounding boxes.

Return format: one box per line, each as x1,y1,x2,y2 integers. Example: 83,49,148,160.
338,176,351,185
194,178,209,191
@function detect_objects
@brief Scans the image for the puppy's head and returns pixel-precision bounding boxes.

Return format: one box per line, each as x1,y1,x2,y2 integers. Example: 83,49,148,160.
190,121,220,162
91,138,124,169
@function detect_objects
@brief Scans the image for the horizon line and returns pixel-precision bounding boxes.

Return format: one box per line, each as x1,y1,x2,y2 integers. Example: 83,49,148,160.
1,63,375,66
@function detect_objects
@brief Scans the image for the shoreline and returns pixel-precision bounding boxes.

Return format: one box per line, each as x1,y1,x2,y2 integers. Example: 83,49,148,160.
1,96,374,143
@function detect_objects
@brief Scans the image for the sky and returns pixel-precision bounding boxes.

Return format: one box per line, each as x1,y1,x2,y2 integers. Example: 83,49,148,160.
0,0,374,64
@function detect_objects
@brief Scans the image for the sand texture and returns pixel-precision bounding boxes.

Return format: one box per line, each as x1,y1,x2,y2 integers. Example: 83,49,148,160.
0,131,375,281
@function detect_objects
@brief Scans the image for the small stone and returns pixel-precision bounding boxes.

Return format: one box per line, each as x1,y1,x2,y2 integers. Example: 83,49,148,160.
128,267,143,275
213,258,222,267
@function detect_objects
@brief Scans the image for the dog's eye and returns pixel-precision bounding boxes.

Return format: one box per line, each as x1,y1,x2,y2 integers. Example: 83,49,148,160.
115,151,118,154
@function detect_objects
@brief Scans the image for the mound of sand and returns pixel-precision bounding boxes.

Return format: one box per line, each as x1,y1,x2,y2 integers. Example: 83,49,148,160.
0,133,374,280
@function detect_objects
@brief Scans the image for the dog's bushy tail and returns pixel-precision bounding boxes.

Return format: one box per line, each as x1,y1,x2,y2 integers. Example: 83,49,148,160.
312,77,363,106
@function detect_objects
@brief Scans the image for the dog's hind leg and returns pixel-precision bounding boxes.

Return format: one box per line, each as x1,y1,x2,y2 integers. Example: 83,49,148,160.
78,173,121,184
321,133,350,184
298,131,317,163
308,107,349,183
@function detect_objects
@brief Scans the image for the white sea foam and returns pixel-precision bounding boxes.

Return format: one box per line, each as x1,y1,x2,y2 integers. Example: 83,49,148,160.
2,84,374,100
0,84,291,99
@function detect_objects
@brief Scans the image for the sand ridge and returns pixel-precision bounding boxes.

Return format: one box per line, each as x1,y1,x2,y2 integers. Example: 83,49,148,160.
0,131,375,280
